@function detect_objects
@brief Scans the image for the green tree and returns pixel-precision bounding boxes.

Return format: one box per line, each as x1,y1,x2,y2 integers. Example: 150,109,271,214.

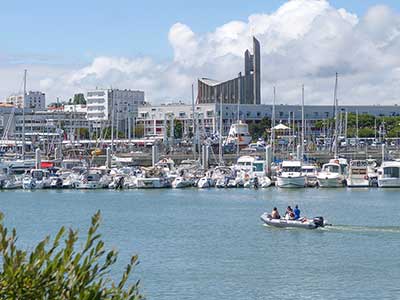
248,118,271,141
73,93,87,105
174,120,183,139
0,211,143,299
135,124,145,138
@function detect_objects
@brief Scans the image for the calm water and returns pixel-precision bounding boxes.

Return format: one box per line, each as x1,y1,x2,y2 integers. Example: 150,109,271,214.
1,188,400,299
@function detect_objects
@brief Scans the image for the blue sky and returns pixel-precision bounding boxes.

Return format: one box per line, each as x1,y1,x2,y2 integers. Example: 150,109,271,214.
1,0,399,64
1,0,400,105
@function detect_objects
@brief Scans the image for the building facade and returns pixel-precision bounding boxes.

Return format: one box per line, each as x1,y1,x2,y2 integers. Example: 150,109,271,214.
6,91,46,110
137,102,400,137
86,89,145,129
197,37,261,105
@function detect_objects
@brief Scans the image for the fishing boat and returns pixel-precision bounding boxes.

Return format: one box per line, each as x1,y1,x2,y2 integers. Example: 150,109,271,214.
347,160,369,187
377,161,400,187
260,212,325,229
276,161,306,188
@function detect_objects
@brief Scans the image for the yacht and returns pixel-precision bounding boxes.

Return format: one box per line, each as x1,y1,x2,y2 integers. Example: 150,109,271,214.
377,161,400,187
136,167,171,189
276,161,306,188
317,158,347,188
225,121,252,147
347,160,369,187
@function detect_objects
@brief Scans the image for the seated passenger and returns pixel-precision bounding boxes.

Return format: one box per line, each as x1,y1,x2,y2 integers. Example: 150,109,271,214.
294,205,301,220
285,206,295,220
271,207,281,219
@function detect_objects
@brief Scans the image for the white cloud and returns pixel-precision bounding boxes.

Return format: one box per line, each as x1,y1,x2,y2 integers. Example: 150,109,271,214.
2,0,400,106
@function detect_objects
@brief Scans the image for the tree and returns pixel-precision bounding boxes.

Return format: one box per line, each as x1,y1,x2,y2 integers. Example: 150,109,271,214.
174,120,183,139
248,118,271,141
0,211,143,299
135,124,144,138
73,93,86,105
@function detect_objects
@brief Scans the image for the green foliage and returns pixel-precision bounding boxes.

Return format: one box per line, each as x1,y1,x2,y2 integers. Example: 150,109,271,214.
0,211,143,300
134,125,144,138
174,120,183,139
248,118,271,141
78,128,90,139
73,93,87,105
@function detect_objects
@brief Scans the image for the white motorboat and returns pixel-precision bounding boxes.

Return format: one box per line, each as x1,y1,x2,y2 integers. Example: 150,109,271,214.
276,161,306,188
136,166,171,189
22,169,52,189
234,156,272,188
377,161,400,187
197,176,215,188
75,170,104,190
2,175,23,189
172,176,195,188
347,160,370,187
136,176,171,189
260,213,325,229
317,158,347,188
301,165,318,187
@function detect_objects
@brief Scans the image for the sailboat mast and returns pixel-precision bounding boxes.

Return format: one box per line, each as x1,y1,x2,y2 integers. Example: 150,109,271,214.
192,83,196,158
236,73,241,158
333,72,339,158
271,87,276,161
111,90,115,154
301,84,305,161
219,88,223,164
22,69,27,160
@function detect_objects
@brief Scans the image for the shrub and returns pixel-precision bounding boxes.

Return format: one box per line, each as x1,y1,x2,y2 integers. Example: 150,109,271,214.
0,211,143,300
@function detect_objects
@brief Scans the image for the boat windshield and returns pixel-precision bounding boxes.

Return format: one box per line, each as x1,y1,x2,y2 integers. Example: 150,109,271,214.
253,162,264,172
282,167,301,172
324,165,339,173
383,167,400,178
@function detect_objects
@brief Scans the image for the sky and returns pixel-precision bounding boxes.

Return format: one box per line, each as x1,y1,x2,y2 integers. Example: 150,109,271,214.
1,0,400,105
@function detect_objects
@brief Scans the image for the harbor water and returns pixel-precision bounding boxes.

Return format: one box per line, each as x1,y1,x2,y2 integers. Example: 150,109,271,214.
1,188,400,299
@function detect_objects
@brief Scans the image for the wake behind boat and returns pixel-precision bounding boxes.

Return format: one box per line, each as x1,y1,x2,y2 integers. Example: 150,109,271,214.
260,212,325,229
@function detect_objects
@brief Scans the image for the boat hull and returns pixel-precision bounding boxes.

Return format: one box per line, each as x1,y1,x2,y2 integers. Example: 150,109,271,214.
276,176,306,188
347,177,369,187
378,178,400,188
317,176,345,188
260,213,323,229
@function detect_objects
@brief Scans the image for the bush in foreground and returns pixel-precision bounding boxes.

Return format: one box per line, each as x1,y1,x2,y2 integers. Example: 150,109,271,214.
0,211,143,300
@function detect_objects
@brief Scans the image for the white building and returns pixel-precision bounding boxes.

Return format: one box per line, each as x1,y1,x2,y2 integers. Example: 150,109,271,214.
137,102,217,137
6,91,46,110
86,89,145,129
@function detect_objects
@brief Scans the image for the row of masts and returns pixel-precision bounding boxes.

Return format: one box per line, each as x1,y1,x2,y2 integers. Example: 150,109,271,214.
15,70,383,163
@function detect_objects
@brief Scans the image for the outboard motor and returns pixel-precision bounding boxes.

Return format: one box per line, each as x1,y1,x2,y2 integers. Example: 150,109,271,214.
313,217,324,228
